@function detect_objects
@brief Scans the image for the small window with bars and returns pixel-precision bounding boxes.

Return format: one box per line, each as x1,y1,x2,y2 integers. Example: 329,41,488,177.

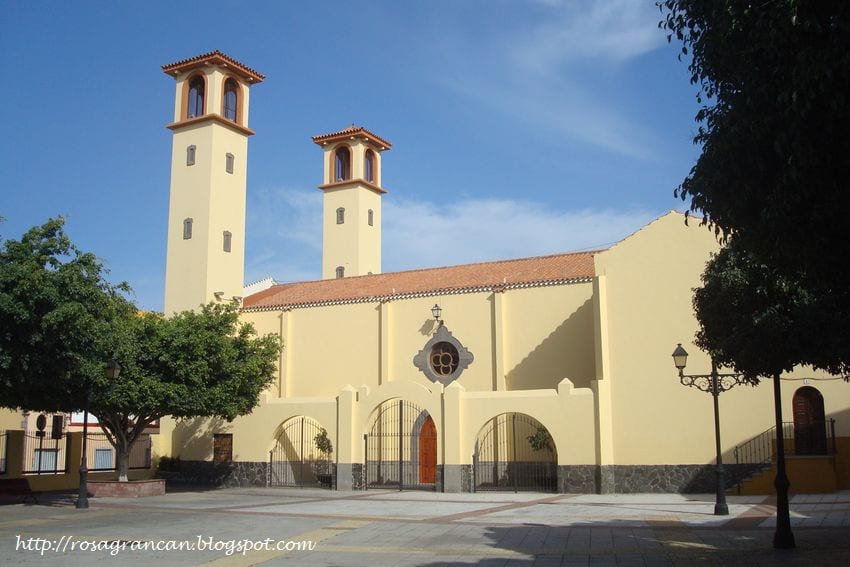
225,153,234,174
186,145,196,166
223,231,232,253
183,218,193,240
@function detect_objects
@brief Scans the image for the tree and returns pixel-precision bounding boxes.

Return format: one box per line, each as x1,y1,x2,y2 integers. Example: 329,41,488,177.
659,1,850,375
0,218,133,412
1,219,281,481
692,238,842,381
98,303,280,480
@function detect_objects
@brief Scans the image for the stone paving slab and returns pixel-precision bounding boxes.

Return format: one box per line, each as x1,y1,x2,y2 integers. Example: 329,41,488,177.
0,488,848,565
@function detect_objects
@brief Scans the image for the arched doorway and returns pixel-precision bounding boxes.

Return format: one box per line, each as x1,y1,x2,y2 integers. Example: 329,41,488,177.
793,387,827,455
269,416,334,488
473,413,557,492
365,399,437,491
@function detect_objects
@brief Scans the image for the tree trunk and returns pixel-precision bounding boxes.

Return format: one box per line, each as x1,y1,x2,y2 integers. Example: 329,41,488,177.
116,447,130,482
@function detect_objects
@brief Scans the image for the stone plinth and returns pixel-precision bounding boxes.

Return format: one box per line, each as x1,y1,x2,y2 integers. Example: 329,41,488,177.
87,479,166,498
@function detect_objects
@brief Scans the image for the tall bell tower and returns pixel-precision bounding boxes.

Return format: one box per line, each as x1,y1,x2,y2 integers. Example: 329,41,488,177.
161,51,264,314
312,126,391,279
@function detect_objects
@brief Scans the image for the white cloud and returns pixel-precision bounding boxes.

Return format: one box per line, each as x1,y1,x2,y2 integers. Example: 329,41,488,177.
511,0,665,74
245,186,322,284
383,196,659,270
245,188,660,282
428,0,665,159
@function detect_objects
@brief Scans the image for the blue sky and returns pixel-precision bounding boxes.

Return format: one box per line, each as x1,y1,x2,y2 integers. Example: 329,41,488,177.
1,1,700,312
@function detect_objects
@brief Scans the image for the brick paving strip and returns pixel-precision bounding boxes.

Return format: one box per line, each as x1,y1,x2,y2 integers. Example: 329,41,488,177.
421,493,569,523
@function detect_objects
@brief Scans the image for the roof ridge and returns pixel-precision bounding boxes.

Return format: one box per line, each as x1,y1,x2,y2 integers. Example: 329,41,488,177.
162,50,265,82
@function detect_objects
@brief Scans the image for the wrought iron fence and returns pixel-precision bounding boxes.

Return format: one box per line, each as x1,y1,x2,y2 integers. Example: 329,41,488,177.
473,413,557,492
734,419,837,466
84,433,152,471
22,430,69,474
365,399,437,491
269,416,335,488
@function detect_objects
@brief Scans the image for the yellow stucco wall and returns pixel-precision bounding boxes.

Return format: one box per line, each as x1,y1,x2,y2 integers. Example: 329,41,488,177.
503,283,596,391
0,408,22,430
594,211,850,466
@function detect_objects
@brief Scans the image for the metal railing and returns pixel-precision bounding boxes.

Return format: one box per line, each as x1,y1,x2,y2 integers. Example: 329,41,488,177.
734,419,837,466
22,430,69,475
84,433,152,471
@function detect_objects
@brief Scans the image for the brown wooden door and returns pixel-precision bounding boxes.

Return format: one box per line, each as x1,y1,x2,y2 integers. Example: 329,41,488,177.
793,387,826,455
419,415,437,484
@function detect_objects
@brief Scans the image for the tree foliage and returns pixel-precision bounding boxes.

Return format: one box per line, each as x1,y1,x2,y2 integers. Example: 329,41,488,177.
660,1,850,376
99,303,280,479
0,218,133,410
1,219,281,479
693,238,848,381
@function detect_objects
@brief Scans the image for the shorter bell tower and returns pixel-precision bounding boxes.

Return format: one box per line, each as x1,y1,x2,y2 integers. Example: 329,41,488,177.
312,126,391,279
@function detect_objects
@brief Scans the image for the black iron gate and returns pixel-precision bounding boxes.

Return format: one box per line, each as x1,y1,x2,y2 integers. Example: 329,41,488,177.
365,399,437,491
269,416,334,488
473,413,557,492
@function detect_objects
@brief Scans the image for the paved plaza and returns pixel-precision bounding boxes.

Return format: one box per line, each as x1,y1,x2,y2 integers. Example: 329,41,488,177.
1,488,848,565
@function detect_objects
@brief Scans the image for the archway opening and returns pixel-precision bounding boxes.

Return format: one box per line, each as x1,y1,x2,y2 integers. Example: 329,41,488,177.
365,398,436,491
269,416,334,488
473,412,557,492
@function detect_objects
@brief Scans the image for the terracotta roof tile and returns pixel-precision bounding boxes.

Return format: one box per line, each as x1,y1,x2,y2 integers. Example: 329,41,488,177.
312,125,392,150
243,251,599,311
162,50,265,83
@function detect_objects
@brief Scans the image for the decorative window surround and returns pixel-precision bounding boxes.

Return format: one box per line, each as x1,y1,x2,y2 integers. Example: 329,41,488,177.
413,324,474,385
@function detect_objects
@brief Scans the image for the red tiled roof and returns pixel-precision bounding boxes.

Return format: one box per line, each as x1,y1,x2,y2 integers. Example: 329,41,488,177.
162,50,265,83
312,125,392,150
242,251,599,311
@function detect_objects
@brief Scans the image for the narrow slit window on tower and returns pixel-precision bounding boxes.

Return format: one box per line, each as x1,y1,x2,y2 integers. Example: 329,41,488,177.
187,76,205,118
364,149,375,182
336,207,345,224
368,209,374,226
223,231,232,253
183,218,193,240
334,146,350,181
223,79,238,122
225,153,234,174
336,266,345,279
186,145,196,166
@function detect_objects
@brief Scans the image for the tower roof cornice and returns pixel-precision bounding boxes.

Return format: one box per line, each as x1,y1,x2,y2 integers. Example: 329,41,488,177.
312,125,392,150
162,50,265,84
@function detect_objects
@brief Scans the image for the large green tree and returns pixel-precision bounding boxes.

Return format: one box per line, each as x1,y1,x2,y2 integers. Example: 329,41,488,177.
101,304,280,480
1,219,281,480
660,0,850,377
0,218,132,411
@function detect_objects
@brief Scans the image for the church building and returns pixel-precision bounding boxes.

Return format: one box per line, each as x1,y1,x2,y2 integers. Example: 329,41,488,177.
155,51,849,494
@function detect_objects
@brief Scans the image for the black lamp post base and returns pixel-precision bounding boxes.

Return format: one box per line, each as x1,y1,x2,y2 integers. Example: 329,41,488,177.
714,503,729,516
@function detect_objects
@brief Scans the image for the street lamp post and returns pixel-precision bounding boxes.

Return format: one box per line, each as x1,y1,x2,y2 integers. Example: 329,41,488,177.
671,344,747,515
76,360,121,510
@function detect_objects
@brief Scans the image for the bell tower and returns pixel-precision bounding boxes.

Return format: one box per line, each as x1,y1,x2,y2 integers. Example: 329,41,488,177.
161,51,264,314
312,126,391,279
